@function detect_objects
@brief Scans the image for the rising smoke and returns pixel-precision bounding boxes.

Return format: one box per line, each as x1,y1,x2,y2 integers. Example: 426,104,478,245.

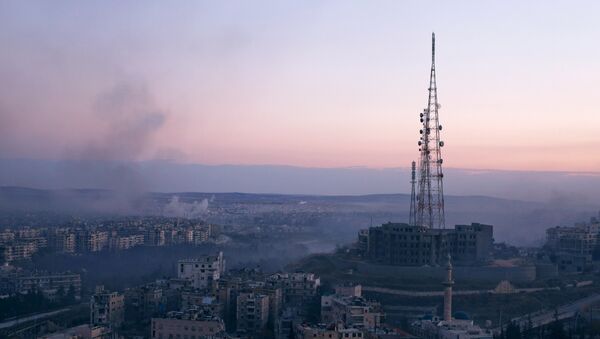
163,196,210,219
57,81,167,213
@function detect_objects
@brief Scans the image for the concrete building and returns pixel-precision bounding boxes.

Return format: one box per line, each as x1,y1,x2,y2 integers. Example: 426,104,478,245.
146,228,166,246
412,318,492,339
125,284,165,322
109,234,145,251
546,218,600,272
295,324,364,339
49,230,77,254
178,252,226,289
16,272,81,300
361,223,493,266
2,241,38,262
40,324,114,339
236,292,270,335
181,292,224,318
335,284,362,298
321,295,383,330
192,225,213,245
255,285,283,327
267,272,320,304
90,287,125,328
151,309,226,339
77,231,109,252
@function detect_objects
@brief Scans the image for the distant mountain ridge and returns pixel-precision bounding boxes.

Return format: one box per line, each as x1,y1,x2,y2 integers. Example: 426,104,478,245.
2,158,600,203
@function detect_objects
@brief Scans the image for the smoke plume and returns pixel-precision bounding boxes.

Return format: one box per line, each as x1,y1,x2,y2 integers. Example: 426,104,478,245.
163,196,209,219
58,81,167,213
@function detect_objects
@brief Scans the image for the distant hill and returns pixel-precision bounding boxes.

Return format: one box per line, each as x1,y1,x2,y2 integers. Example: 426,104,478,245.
2,158,600,204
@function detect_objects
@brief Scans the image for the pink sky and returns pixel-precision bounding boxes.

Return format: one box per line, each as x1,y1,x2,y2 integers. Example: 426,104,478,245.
1,1,599,172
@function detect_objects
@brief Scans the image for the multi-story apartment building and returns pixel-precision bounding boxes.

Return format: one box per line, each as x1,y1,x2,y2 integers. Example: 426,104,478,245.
90,287,125,328
125,284,165,322
0,231,15,245
266,272,320,304
254,285,282,327
145,228,166,247
151,309,226,339
180,292,224,318
546,217,600,272
109,234,145,251
49,230,76,253
192,225,212,245
77,231,109,252
295,324,364,339
321,295,383,330
361,222,493,266
236,292,270,335
178,252,225,289
2,241,38,262
16,272,81,300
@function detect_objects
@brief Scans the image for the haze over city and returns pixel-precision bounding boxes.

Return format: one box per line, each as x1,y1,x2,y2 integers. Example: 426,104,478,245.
2,2,600,339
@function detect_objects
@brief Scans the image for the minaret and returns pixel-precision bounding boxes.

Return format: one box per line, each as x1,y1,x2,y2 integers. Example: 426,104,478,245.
409,161,417,225
416,32,446,229
442,254,454,321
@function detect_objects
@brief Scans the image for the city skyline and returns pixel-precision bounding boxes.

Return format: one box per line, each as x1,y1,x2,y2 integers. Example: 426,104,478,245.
1,1,600,174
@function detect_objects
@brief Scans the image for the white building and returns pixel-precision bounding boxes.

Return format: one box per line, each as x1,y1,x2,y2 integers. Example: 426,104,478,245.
177,252,225,289
412,318,492,339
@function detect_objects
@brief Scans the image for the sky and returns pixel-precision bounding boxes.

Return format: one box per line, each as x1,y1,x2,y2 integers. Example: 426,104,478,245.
1,1,600,172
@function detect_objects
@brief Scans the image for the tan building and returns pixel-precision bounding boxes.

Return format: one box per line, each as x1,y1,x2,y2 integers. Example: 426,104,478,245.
295,324,364,339
50,230,77,253
236,292,270,335
151,310,225,339
321,295,383,330
267,272,320,304
2,241,38,262
77,231,109,252
91,287,125,328
109,234,145,251
40,324,114,339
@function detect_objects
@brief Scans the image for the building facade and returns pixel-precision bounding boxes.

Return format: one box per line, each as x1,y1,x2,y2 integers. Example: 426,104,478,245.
151,310,226,339
91,287,125,328
236,292,270,335
178,252,226,289
361,223,493,266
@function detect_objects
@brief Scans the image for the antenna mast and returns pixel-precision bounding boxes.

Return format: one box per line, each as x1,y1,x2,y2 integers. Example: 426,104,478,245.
416,32,446,229
409,161,417,225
